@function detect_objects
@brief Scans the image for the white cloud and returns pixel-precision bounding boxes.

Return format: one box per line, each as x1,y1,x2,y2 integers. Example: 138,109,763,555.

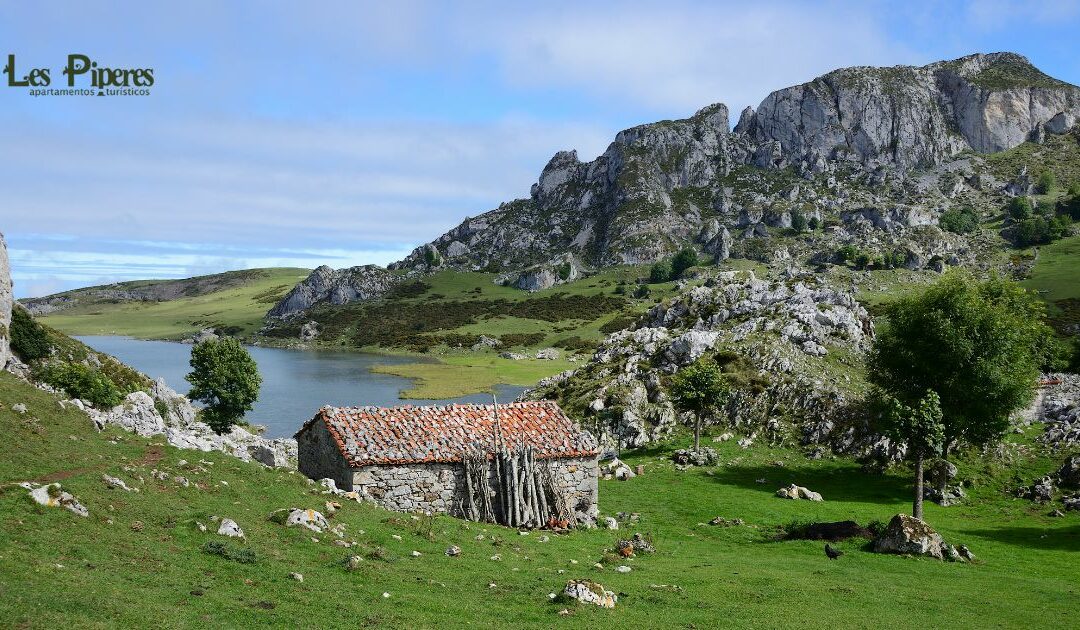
465,2,920,114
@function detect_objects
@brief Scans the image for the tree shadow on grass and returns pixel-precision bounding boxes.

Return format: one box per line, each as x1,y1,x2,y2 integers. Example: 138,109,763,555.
957,524,1080,551
707,462,913,506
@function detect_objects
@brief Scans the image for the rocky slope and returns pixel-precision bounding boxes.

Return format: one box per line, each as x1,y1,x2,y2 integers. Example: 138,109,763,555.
387,53,1077,282
529,269,890,458
267,265,399,319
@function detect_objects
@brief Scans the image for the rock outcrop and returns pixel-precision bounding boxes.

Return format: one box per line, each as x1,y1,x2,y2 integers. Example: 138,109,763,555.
268,265,398,319
873,514,946,559
388,53,1079,276
531,270,876,449
741,52,1080,171
0,231,12,369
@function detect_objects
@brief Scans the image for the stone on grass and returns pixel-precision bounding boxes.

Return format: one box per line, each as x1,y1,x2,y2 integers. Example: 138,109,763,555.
602,516,619,530
102,475,132,492
775,484,823,501
12,403,27,414
615,565,631,573
445,545,462,557
873,514,944,559
563,580,617,609
22,482,88,517
288,572,304,582
671,448,718,466
285,508,329,533
217,518,244,538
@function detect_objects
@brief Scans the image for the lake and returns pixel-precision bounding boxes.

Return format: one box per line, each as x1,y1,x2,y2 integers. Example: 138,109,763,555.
76,336,527,439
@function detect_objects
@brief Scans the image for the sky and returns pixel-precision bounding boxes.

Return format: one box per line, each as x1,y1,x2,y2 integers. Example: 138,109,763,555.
2,0,1080,298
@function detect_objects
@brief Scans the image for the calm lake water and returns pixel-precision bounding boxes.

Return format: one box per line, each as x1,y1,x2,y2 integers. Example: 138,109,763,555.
76,336,527,439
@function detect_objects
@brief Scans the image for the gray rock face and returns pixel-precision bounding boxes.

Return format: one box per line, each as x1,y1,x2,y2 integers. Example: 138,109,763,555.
743,52,1080,171
0,231,11,369
387,53,1078,278
268,265,397,318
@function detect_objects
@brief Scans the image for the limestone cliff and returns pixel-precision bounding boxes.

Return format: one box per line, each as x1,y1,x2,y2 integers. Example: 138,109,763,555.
267,265,398,319
0,231,12,368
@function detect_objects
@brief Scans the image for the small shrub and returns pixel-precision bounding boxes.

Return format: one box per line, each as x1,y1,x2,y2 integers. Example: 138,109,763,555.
1036,169,1057,195
790,210,808,233
939,206,979,234
670,248,699,278
836,245,859,263
649,261,672,284
1008,197,1033,222
600,315,636,334
498,332,545,347
807,216,821,231
35,362,122,408
633,284,651,299
201,540,257,564
853,252,872,270
10,308,52,362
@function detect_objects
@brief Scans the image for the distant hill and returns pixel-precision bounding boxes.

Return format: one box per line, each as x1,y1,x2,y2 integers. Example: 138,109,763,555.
24,267,309,340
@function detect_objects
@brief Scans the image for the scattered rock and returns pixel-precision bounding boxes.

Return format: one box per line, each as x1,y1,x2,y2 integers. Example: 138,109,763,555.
445,545,462,557
873,514,944,559
708,516,745,527
535,348,561,360
270,508,330,533
615,565,631,573
12,403,27,414
671,448,718,466
288,572,304,582
22,482,88,517
602,517,619,530
217,518,244,538
562,580,617,609
102,475,132,492
775,484,823,501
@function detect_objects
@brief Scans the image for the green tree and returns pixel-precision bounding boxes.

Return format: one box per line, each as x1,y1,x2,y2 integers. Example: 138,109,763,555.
869,274,1051,461
35,362,122,409
669,358,730,451
790,210,808,233
1008,196,1033,222
807,216,821,231
186,337,262,434
853,251,872,270
649,260,672,284
670,248,699,278
1036,170,1057,195
939,206,979,234
836,245,858,263
880,391,944,520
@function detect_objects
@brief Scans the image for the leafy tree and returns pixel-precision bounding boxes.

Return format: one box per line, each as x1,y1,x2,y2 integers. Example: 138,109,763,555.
186,337,262,434
939,206,979,234
669,358,730,451
10,307,52,362
649,260,672,284
633,284,651,299
836,245,858,263
807,216,821,231
1036,169,1057,195
853,251,872,270
1008,196,1033,222
880,391,944,520
670,248,699,278
1015,215,1071,247
869,274,1051,461
790,210,808,233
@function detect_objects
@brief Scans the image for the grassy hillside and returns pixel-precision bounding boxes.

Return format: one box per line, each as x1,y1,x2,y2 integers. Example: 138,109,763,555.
37,268,309,340
2,371,1079,628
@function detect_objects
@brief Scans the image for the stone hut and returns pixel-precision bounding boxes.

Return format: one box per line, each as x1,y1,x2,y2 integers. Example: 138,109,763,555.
295,401,599,522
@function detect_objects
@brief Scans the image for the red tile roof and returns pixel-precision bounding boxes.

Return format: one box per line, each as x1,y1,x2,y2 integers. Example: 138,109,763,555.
298,401,599,467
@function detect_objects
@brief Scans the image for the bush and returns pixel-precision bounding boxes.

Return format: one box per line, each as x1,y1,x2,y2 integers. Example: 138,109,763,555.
498,332,545,347
1036,170,1057,195
201,540,257,564
807,216,821,231
1015,215,1072,247
853,252,872,270
633,284,651,299
649,261,672,284
939,206,979,234
35,362,122,408
670,248,699,278
790,210,808,233
837,245,859,263
600,315,637,334
1008,197,1033,222
9,308,52,362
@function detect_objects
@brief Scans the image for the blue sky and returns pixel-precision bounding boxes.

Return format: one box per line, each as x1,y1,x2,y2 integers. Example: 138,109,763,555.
2,0,1079,297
